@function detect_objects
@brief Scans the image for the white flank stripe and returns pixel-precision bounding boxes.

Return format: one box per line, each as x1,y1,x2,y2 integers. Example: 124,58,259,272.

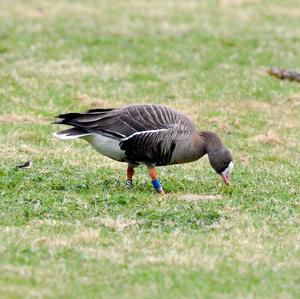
121,129,168,141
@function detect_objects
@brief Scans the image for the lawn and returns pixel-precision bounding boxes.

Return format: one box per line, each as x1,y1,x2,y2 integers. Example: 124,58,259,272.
0,0,299,298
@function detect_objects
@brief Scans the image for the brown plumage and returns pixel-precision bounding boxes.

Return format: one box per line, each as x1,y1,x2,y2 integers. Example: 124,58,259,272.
53,104,233,194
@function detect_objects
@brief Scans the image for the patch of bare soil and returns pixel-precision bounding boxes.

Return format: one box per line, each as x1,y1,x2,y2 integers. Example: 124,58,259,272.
178,194,222,201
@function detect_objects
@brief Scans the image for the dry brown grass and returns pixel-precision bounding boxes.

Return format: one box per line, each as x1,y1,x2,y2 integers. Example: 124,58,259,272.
221,0,260,6
3,213,297,272
0,114,49,124
177,194,222,201
252,132,283,145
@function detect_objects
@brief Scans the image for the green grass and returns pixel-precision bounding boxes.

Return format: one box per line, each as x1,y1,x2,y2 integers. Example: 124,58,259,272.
0,0,300,298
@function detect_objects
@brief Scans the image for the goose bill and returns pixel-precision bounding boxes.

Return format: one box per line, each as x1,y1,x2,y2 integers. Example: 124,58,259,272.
221,161,233,185
221,173,230,185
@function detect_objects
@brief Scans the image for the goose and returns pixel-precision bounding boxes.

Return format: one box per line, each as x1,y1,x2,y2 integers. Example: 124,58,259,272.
53,104,233,195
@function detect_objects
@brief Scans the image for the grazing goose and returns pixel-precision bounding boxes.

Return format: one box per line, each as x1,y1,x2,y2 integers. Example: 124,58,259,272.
53,104,233,195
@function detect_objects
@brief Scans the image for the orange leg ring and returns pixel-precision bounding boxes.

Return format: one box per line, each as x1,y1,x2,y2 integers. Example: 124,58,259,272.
127,166,134,180
148,167,158,180
126,165,134,188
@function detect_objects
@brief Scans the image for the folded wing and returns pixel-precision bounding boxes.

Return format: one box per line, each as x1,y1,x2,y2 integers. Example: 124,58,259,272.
119,129,177,166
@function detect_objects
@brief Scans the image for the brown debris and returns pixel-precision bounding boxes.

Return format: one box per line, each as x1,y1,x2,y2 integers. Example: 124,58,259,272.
267,67,300,83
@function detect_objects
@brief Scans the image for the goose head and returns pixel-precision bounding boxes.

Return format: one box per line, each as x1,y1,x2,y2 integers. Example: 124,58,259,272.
207,146,233,185
198,131,233,184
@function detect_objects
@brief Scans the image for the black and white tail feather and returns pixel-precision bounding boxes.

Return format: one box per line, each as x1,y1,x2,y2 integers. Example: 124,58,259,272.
52,128,90,140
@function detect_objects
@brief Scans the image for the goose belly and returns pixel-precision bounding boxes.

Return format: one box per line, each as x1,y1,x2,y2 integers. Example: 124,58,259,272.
83,134,126,161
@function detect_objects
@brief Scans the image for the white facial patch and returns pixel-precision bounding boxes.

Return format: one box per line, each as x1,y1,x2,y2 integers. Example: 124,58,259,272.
222,161,234,177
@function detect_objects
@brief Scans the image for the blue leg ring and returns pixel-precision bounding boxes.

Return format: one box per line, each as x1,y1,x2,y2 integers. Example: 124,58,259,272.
152,179,163,193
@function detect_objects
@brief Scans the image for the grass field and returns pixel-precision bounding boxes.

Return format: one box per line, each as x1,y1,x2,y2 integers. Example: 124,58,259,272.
0,0,300,298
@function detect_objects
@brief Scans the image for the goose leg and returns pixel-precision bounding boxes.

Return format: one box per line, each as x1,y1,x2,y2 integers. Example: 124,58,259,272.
148,167,165,195
126,164,135,188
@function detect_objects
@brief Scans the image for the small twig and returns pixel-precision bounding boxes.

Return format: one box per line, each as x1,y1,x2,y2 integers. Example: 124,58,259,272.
267,67,300,82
